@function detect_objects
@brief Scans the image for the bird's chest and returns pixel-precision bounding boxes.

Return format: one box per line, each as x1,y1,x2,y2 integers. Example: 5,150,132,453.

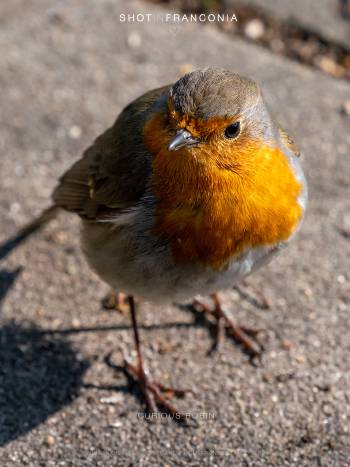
150,140,303,270
153,174,302,270
154,201,239,268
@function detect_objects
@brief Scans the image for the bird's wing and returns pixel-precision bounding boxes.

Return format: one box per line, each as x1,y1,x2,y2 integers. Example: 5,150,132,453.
278,126,301,158
52,85,171,220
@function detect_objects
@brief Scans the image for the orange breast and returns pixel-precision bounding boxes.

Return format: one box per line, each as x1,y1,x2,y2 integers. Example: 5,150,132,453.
144,111,303,269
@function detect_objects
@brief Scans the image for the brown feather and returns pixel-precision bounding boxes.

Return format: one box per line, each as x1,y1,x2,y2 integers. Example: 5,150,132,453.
52,85,171,220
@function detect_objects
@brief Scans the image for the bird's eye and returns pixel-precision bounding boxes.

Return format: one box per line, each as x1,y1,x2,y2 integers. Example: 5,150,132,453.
224,122,240,139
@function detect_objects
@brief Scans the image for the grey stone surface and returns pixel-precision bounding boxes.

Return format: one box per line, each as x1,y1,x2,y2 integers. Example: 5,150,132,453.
0,0,350,465
230,0,350,47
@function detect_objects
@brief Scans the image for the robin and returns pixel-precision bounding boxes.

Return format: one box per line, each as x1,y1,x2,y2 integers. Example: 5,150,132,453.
11,68,307,420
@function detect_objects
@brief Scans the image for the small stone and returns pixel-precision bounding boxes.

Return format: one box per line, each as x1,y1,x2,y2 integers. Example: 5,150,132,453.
45,435,55,448
341,99,350,117
303,287,313,297
69,125,82,139
158,340,173,354
35,307,46,317
244,19,265,40
296,40,318,61
127,32,141,49
295,354,306,364
53,231,69,244
66,261,77,275
72,318,81,328
262,372,273,383
316,56,345,78
338,215,350,238
322,404,333,415
109,420,123,428
100,394,124,404
10,202,21,214
337,274,346,284
281,339,293,350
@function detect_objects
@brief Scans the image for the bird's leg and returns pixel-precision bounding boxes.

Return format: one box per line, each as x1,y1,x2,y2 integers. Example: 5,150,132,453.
193,293,263,357
123,296,189,422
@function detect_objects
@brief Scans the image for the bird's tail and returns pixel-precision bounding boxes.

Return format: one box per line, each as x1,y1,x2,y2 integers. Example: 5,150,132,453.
0,205,60,261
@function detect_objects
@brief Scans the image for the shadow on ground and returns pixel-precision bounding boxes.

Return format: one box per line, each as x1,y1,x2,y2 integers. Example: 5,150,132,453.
0,321,89,446
0,267,22,305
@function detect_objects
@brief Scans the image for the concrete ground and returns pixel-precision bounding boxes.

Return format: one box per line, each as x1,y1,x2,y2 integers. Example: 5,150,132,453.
0,0,350,465
234,0,350,46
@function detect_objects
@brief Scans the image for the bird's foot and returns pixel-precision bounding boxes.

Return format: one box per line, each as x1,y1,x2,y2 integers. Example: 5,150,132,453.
192,294,263,358
123,359,190,424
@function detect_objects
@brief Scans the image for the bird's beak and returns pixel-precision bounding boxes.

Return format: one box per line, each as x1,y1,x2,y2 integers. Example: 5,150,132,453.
168,129,199,151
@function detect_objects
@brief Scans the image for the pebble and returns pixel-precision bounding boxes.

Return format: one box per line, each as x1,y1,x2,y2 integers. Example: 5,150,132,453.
35,307,46,317
316,56,345,78
66,261,77,275
336,274,346,284
100,394,124,404
308,311,317,320
322,404,333,416
281,339,293,351
45,435,55,448
10,202,21,215
341,99,350,117
244,19,265,40
295,354,306,364
157,340,173,354
127,32,142,49
53,231,69,244
72,318,81,328
109,420,123,428
303,286,313,297
69,125,82,139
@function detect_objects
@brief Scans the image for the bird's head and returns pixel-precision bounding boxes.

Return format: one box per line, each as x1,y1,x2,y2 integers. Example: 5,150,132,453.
166,68,275,165
144,68,282,177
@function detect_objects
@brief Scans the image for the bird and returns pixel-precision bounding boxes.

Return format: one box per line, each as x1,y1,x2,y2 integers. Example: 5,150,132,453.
11,68,307,420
